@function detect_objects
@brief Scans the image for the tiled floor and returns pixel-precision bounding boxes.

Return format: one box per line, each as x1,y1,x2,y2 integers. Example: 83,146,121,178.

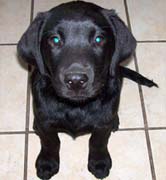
0,0,165,180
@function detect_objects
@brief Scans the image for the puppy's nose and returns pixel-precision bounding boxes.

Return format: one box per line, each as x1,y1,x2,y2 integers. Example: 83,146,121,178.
64,73,88,90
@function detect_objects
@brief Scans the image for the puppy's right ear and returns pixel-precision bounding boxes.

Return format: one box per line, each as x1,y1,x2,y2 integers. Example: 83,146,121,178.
102,9,136,77
17,12,49,75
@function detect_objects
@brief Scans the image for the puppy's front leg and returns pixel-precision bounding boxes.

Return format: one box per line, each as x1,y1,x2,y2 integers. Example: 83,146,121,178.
35,127,60,180
88,127,112,179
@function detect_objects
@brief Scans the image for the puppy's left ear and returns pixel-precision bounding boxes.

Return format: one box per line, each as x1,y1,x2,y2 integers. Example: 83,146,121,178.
102,9,136,76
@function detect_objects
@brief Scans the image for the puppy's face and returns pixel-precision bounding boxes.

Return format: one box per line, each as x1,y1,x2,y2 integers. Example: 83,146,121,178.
18,1,136,103
41,8,114,102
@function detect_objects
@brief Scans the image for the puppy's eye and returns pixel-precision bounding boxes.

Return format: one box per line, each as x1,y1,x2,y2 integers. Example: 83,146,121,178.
95,36,105,45
52,36,61,45
48,35,62,47
53,36,60,44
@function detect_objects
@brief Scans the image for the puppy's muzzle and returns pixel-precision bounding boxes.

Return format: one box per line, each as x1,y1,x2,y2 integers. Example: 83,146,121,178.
63,63,90,91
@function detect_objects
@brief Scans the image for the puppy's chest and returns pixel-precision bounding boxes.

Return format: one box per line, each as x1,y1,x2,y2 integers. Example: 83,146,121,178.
42,100,111,134
63,109,89,131
49,104,100,130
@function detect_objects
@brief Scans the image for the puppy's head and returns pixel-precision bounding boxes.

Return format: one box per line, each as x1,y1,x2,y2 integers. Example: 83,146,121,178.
18,1,136,102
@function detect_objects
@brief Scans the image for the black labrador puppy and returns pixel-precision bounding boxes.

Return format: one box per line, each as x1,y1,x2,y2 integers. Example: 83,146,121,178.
17,1,157,179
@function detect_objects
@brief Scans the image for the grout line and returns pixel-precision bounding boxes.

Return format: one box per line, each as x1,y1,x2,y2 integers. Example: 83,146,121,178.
0,130,34,135
30,0,34,22
119,127,144,131
137,40,166,43
0,127,166,136
0,127,165,136
123,0,132,30
124,1,156,180
0,131,26,135
28,130,35,134
23,0,34,179
134,55,157,180
23,67,31,180
149,127,166,130
0,43,17,46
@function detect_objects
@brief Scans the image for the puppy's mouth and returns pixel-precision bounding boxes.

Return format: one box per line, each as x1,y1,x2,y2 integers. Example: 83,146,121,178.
53,85,106,105
58,94,100,105
58,90,96,103
66,95,90,102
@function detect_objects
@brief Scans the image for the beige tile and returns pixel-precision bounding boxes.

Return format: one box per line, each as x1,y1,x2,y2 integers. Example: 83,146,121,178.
0,0,31,43
0,46,27,131
150,130,166,180
84,0,127,23
28,131,151,180
128,0,166,40
119,60,144,128
27,134,40,179
0,135,24,180
106,131,152,180
34,0,72,16
136,43,166,127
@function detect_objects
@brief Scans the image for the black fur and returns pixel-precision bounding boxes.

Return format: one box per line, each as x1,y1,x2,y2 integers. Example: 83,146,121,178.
17,1,157,179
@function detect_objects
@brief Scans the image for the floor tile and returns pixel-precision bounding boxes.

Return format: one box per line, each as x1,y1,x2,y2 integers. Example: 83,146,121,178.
106,131,152,180
119,60,144,128
128,0,166,40
0,0,165,180
27,134,40,180
136,43,166,127
28,131,151,180
34,0,72,16
0,46,27,131
0,0,31,43
84,0,127,23
0,135,24,180
150,130,166,180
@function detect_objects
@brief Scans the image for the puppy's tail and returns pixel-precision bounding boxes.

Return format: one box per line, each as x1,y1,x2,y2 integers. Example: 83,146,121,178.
120,66,158,87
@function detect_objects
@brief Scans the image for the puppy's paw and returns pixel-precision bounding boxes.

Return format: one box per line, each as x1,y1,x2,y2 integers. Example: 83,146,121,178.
36,154,59,179
88,154,112,179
